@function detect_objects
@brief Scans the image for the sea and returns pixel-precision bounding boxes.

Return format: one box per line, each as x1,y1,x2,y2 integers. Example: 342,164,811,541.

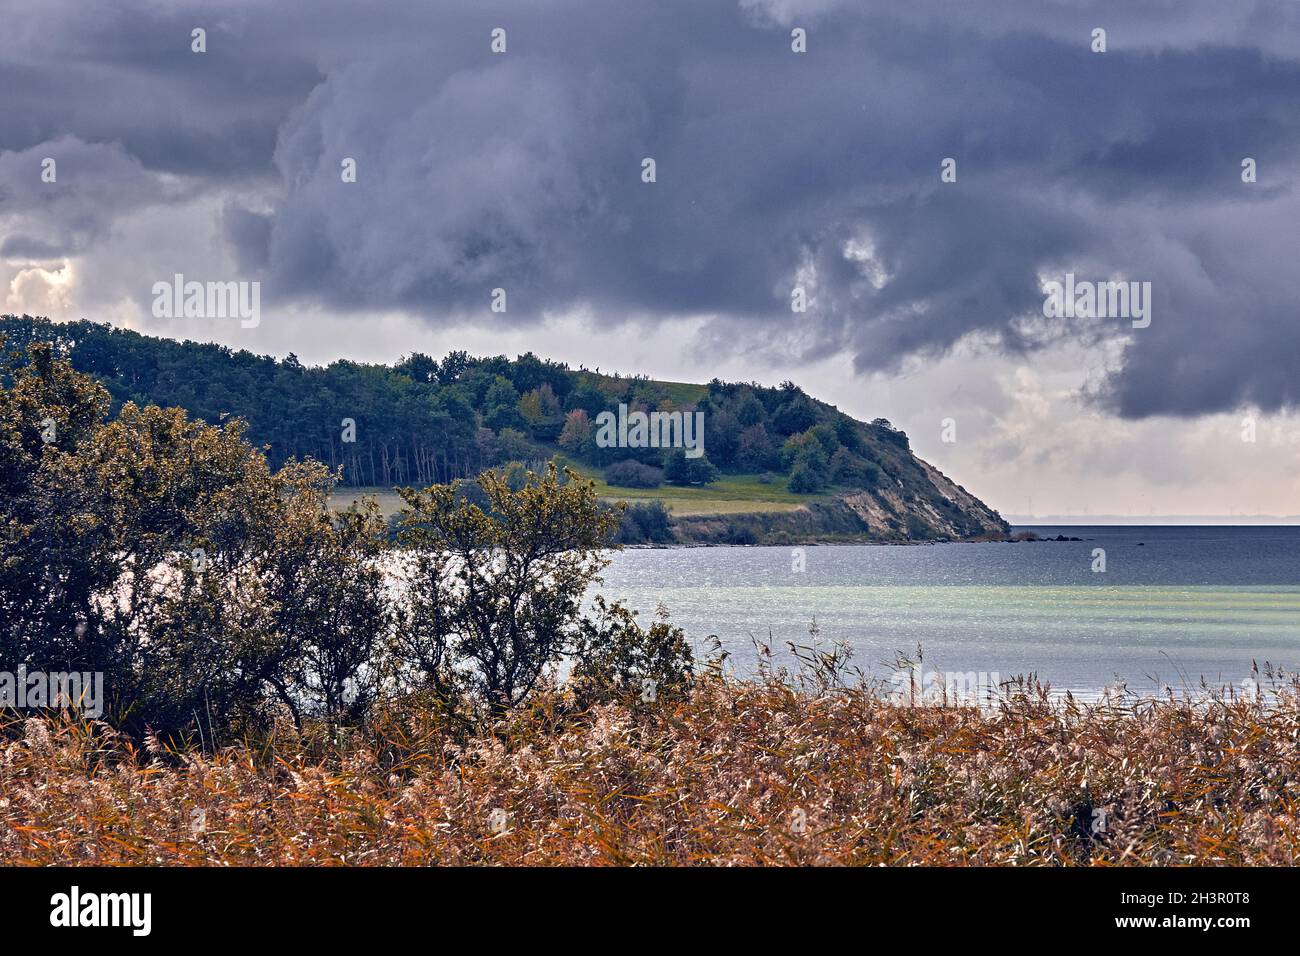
598,526,1300,701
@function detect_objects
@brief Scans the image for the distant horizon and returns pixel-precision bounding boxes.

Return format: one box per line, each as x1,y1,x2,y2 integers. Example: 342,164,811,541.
1009,515,1300,526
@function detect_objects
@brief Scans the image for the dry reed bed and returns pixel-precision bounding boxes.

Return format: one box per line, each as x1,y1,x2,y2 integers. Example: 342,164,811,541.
2,677,1298,865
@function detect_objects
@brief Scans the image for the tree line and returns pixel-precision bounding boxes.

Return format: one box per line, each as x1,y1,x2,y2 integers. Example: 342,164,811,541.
0,314,916,497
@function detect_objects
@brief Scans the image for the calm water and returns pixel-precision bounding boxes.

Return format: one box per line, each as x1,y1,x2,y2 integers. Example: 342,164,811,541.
598,526,1300,699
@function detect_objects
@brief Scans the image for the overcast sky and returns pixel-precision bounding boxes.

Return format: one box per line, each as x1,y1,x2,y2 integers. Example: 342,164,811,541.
2,0,1299,517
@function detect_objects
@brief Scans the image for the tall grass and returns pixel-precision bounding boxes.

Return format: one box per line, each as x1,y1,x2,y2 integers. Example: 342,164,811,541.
3,670,1299,865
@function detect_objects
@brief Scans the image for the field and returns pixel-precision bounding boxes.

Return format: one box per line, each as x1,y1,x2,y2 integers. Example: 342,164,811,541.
4,674,1299,865
331,472,828,519
582,470,824,516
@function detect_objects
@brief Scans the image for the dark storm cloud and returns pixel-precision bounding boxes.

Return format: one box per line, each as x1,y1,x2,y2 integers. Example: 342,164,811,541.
0,136,183,257
3,0,1299,417
0,4,322,179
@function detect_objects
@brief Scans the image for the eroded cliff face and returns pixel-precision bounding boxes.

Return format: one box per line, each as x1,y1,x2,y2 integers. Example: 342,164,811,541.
672,457,1008,545
837,459,1008,538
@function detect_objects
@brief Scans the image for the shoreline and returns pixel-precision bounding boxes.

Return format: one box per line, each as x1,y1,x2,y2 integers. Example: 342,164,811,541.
618,533,1094,549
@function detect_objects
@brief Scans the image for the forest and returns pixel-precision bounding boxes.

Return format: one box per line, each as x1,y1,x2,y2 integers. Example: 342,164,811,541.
0,314,908,496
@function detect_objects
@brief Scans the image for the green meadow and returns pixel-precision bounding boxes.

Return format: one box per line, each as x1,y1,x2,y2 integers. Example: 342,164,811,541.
330,471,828,519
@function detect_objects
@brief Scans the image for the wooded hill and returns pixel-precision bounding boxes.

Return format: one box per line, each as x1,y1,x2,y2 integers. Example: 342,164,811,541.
0,314,1009,541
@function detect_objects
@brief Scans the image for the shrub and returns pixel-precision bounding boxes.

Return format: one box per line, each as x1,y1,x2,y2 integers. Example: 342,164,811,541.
570,596,694,709
395,463,620,716
614,500,674,544
662,448,720,485
787,439,831,494
781,428,833,472
831,447,883,488
604,459,664,488
788,461,824,494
